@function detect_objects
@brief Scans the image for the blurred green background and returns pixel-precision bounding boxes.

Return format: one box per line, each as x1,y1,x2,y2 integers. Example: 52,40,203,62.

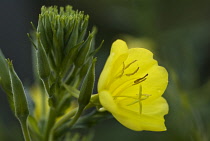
0,0,210,141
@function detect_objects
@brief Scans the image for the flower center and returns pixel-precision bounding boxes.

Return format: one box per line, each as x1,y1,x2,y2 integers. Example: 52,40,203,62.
110,60,148,95
110,60,151,114
113,85,151,114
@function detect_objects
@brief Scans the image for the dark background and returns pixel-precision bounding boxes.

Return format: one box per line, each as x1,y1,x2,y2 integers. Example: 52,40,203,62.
0,0,210,141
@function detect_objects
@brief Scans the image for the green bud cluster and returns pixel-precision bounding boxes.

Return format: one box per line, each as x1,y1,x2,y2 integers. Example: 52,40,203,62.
30,6,103,140
36,6,96,83
0,5,105,141
31,6,103,108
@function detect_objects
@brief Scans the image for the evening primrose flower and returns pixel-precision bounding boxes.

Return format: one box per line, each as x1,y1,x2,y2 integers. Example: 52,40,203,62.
98,39,169,131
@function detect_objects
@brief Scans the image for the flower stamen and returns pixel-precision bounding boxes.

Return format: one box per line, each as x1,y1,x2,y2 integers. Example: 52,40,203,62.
112,73,149,98
141,94,151,100
126,100,139,106
124,60,137,69
113,95,136,99
139,85,143,114
117,62,125,78
126,67,139,76
116,60,138,78
113,85,151,115
126,85,151,114
133,73,148,85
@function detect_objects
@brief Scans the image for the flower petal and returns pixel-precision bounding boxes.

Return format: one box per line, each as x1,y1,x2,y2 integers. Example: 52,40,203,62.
99,90,117,112
124,48,168,100
142,97,168,116
113,97,168,131
141,65,168,101
111,39,128,54
106,48,156,94
107,48,167,99
98,40,128,91
99,90,168,131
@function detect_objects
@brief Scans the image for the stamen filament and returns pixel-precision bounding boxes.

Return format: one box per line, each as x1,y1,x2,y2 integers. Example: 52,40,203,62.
139,102,142,114
111,74,148,97
127,100,139,106
113,95,137,99
139,85,143,114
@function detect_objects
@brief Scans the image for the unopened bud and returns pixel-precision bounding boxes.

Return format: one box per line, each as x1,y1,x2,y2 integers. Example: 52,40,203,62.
78,58,96,109
75,33,94,67
0,50,14,113
7,59,29,119
36,33,51,81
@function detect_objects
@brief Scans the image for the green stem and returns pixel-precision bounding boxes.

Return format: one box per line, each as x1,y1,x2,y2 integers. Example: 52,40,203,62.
54,108,78,130
49,108,78,141
54,106,83,138
44,107,57,141
19,118,31,141
66,108,83,127
49,94,97,140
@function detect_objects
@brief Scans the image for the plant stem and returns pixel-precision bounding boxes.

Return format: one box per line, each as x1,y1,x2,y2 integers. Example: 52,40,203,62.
49,108,78,141
19,118,31,141
54,108,78,130
54,107,83,138
44,107,57,141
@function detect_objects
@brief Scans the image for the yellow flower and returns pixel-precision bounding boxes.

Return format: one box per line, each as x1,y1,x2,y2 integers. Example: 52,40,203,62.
98,39,169,131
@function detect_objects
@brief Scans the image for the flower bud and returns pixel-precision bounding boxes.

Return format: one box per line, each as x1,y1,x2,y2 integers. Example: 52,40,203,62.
79,58,92,81
36,33,51,81
78,15,89,43
65,19,79,54
78,58,96,109
75,33,93,68
60,42,83,78
33,6,95,84
0,50,14,113
7,59,29,119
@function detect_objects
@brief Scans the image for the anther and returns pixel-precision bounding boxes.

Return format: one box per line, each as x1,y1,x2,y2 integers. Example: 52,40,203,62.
116,60,138,78
126,67,139,76
124,60,137,69
133,73,148,85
